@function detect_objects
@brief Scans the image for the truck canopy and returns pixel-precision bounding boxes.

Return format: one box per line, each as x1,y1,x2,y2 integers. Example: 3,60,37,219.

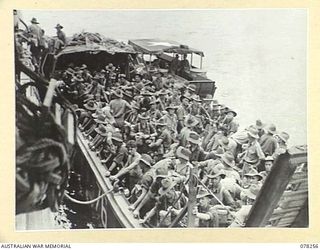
128,38,204,56
42,32,137,76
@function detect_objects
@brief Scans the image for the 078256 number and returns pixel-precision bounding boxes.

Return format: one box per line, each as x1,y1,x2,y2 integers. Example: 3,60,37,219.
300,244,319,249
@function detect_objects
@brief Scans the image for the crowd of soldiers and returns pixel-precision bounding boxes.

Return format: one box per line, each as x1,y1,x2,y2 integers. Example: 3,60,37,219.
14,16,66,72
56,62,291,228
15,17,291,228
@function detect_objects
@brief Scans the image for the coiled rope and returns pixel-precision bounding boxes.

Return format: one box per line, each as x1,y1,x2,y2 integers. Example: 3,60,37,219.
16,87,70,214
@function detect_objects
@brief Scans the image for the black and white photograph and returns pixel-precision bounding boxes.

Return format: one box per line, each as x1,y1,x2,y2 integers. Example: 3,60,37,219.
14,9,308,230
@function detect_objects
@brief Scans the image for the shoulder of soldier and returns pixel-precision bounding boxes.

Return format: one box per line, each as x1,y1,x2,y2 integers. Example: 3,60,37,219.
153,158,172,168
119,145,128,154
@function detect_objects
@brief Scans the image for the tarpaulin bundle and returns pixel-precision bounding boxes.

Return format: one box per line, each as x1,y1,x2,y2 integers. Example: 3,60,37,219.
16,91,70,215
70,32,104,44
67,31,136,53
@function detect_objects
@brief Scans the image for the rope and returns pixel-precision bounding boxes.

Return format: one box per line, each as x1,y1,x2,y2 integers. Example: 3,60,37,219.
194,175,227,208
17,138,68,167
64,189,114,205
16,90,71,214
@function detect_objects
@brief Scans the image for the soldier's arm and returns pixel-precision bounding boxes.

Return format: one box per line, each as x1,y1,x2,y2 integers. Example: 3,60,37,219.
129,187,148,211
149,138,163,147
133,190,154,215
113,155,141,179
196,212,211,221
139,206,157,224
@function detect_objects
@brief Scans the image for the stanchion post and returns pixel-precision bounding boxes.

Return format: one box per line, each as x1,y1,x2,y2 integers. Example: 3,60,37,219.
187,166,198,227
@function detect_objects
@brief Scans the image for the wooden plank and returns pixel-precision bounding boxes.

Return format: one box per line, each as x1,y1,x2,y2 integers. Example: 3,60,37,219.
278,203,308,211
290,199,308,227
278,217,295,224
281,195,308,204
287,184,308,192
283,189,308,197
278,198,307,209
246,146,307,227
290,172,308,180
289,178,308,185
270,214,297,221
272,207,301,215
286,199,307,208
297,183,308,189
281,211,300,219
278,217,298,225
270,211,299,221
276,223,291,227
245,152,296,227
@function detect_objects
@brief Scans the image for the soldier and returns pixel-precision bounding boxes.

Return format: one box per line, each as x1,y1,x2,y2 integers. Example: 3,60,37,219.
152,70,164,91
109,140,141,189
169,54,180,75
259,155,274,174
186,131,207,163
176,94,191,133
88,117,114,152
206,168,236,207
229,185,261,227
78,100,97,131
138,89,153,112
239,126,265,175
273,132,290,159
149,99,162,121
171,146,193,184
193,188,219,227
185,84,197,97
218,109,239,136
179,115,199,147
178,54,191,74
244,169,263,188
111,153,152,194
130,162,170,220
28,17,42,67
255,119,265,138
219,152,241,185
125,101,140,125
54,24,67,51
163,104,178,136
202,94,214,118
118,73,130,86
103,132,127,177
87,74,108,102
109,89,132,129
259,124,278,156
130,113,157,154
139,177,187,227
149,117,173,160
157,89,169,112
133,73,143,85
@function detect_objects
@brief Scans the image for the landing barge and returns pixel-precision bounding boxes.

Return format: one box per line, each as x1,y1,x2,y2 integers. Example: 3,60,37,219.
14,13,308,229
